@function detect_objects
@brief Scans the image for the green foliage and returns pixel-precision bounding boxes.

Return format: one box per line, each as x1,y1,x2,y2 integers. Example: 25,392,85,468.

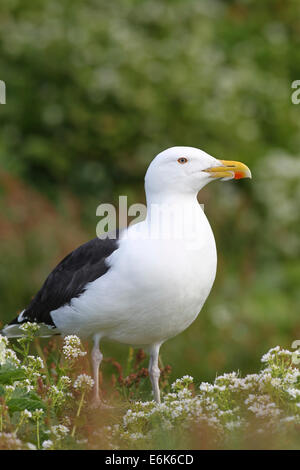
1,330,300,449
86,347,300,450
0,328,92,449
0,364,25,385
0,0,300,424
7,391,45,414
0,0,299,202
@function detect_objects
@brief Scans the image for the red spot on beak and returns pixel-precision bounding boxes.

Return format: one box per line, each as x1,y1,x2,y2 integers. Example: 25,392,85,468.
234,171,244,179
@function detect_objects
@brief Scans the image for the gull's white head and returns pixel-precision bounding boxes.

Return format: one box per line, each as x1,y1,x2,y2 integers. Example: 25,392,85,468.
145,146,251,201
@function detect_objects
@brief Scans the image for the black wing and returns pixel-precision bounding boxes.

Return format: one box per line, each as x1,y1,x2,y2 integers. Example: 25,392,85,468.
9,236,119,328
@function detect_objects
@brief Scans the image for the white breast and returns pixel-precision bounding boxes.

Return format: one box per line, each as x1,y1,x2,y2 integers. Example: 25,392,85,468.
52,203,217,346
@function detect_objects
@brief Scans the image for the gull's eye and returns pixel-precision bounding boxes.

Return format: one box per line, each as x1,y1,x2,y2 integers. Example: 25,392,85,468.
178,157,188,164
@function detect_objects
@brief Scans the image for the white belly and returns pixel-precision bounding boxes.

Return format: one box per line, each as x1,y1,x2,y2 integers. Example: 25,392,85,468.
52,207,217,346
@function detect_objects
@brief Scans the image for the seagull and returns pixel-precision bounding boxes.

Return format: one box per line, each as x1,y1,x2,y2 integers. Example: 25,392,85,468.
1,147,251,405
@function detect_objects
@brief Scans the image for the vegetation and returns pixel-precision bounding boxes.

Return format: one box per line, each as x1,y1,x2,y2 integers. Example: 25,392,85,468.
1,324,300,450
0,0,299,449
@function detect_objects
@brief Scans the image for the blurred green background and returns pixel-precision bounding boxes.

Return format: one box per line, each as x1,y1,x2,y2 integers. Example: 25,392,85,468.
0,0,300,384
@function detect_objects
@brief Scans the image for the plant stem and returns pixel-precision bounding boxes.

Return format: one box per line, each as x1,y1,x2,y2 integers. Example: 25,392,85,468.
71,391,85,438
34,339,51,385
36,419,40,450
15,415,25,434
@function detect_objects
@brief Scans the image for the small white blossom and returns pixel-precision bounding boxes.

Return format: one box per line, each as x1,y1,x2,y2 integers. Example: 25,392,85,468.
42,440,54,450
51,425,69,439
73,374,94,391
261,346,281,363
60,376,72,387
26,443,37,450
62,335,87,360
199,382,214,392
129,433,144,440
19,322,40,335
32,409,44,420
287,388,300,399
0,432,23,450
0,336,8,365
27,355,44,369
23,409,32,419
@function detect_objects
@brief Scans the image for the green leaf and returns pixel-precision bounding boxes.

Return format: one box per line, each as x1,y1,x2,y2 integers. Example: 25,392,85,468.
0,364,25,385
8,392,46,413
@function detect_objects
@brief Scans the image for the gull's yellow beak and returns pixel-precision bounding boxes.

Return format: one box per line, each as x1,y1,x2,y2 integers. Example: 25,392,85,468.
203,160,252,180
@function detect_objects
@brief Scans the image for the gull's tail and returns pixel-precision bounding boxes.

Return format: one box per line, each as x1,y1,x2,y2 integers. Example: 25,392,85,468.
1,324,25,338
1,310,27,338
1,310,59,338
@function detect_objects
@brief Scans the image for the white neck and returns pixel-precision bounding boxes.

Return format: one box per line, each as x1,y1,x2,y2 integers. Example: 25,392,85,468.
144,190,207,244
146,187,199,206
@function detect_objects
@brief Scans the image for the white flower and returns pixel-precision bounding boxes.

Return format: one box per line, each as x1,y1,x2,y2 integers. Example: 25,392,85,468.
19,322,40,335
224,420,242,430
49,385,63,396
287,388,300,399
63,335,87,360
4,349,20,366
284,370,300,385
0,432,23,450
261,346,281,363
32,409,44,420
73,374,94,391
42,440,54,450
27,355,44,369
0,336,8,365
246,395,281,419
106,345,300,448
281,416,296,423
216,372,238,381
177,388,192,399
199,382,214,392
270,378,282,388
23,409,32,419
129,433,144,440
213,385,226,392
171,376,193,390
26,443,37,450
51,425,69,439
181,375,194,382
60,376,72,387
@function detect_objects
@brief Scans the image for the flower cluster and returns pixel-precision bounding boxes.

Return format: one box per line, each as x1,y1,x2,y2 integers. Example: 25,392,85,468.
2,334,300,450
0,334,85,450
19,322,40,336
0,433,24,450
62,335,87,360
107,347,300,448
0,336,8,365
73,374,94,392
0,335,19,366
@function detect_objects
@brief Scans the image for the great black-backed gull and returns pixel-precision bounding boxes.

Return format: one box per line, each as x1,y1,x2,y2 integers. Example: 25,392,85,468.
1,147,251,405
